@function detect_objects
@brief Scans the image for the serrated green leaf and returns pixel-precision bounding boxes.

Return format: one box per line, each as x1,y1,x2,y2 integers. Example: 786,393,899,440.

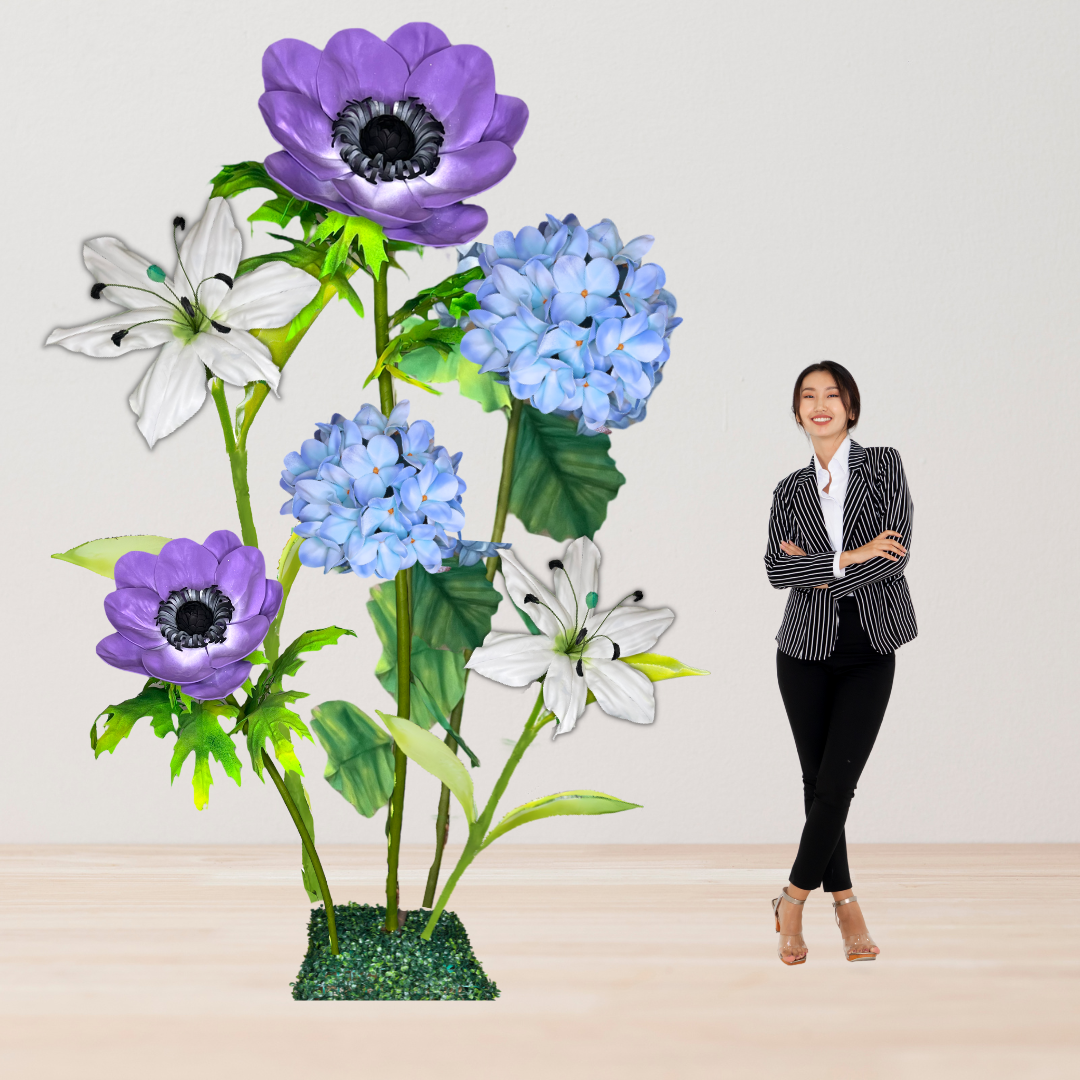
312,212,387,278
310,700,396,818
328,271,364,318
377,711,476,823
271,626,356,684
283,770,321,901
246,689,312,778
620,653,710,682
170,701,242,810
53,535,171,579
91,680,176,756
411,560,501,652
482,790,641,847
389,267,484,326
247,194,318,238
367,582,465,728
509,406,626,540
209,161,287,201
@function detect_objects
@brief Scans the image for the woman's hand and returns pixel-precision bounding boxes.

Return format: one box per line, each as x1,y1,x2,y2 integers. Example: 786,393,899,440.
840,530,907,568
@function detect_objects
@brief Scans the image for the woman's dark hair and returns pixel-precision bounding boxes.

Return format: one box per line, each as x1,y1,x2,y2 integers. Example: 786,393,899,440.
791,361,861,431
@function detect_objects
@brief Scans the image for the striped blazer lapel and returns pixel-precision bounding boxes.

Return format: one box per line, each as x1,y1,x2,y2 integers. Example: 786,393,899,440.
794,462,832,552
843,440,872,548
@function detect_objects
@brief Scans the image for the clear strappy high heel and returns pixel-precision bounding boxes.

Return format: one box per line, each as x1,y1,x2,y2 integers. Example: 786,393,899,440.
833,895,879,961
771,887,808,965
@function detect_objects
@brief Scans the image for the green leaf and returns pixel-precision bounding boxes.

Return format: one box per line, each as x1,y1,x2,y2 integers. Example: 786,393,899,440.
209,161,286,201
283,770,321,901
377,711,476,823
53,535,171,579
509,406,626,540
409,680,480,768
247,195,318,238
367,582,466,729
411,560,501,652
397,344,511,414
271,626,356,684
312,212,387,278
327,270,365,318
245,689,312,778
482,790,641,847
310,700,396,818
91,680,176,756
389,267,484,326
620,653,710,682
169,701,242,810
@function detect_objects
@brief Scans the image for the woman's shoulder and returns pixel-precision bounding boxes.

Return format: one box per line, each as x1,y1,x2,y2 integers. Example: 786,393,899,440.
772,461,813,498
856,443,905,471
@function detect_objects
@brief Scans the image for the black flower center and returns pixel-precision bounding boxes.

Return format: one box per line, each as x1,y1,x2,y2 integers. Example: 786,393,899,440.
333,96,444,184
156,586,233,650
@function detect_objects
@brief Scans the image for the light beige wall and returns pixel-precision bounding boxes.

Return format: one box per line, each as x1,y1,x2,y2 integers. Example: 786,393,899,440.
2,0,1077,845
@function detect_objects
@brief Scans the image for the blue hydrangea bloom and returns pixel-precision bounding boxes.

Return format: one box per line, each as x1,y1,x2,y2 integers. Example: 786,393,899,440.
279,401,502,579
459,214,678,434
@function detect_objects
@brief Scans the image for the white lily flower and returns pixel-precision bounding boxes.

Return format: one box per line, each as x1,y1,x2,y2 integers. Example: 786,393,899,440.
467,537,675,735
46,197,321,448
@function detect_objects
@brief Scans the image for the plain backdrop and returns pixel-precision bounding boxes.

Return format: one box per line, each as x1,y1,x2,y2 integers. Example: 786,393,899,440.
1,0,1077,854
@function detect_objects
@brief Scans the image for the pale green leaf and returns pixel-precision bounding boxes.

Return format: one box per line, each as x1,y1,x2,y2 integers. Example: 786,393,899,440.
482,789,641,847
310,700,396,818
620,653,710,682
283,770,320,901
52,536,171,579
377,711,476,823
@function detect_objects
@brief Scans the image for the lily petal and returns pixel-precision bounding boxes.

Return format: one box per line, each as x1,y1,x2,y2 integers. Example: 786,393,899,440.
583,656,656,725
176,198,241,292
544,653,588,734
82,237,178,310
129,340,208,448
46,308,177,358
191,329,281,391
554,537,601,619
587,605,675,656
215,260,320,330
498,550,571,638
466,631,553,686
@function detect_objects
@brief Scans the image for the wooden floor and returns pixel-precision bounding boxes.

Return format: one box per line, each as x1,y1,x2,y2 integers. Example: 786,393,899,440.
0,844,1076,1079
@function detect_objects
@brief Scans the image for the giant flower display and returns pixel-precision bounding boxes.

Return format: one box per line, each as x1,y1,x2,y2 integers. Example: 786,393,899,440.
97,532,282,700
459,214,679,433
259,23,528,247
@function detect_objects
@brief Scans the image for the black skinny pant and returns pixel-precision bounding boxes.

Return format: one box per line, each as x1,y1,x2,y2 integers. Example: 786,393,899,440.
776,596,895,892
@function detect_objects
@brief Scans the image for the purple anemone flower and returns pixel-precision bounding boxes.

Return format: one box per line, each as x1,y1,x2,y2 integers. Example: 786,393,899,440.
96,531,282,701
259,23,528,247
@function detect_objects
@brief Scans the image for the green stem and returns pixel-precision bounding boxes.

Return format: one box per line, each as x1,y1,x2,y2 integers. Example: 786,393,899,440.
421,681,468,908
261,749,339,955
422,691,549,940
384,566,411,932
211,378,258,548
485,397,524,582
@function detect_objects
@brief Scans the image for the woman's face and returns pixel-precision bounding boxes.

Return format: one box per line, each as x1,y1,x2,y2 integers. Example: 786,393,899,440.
797,370,851,435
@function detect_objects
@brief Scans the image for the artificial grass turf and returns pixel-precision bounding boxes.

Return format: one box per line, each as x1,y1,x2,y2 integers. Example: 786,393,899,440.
291,903,500,1000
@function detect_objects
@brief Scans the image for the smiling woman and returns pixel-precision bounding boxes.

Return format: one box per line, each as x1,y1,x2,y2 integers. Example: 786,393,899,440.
763,360,917,967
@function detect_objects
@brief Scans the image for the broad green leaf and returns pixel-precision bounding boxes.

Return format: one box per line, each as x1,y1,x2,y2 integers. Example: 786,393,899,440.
509,406,626,540
310,700,396,818
411,560,501,651
620,653,710,682
398,344,511,414
271,626,355,684
246,689,312,778
377,710,476,823
91,680,176,756
283,770,321,901
53,535,171,579
312,212,387,278
367,582,465,728
170,701,242,810
483,789,641,847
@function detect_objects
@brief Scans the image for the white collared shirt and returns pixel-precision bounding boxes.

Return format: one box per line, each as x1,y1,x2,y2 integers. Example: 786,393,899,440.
814,434,851,578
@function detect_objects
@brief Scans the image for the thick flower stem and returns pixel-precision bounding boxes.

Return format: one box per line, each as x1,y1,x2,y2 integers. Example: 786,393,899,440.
485,397,524,582
210,379,258,549
421,682,468,908
261,749,339,955
421,691,549,940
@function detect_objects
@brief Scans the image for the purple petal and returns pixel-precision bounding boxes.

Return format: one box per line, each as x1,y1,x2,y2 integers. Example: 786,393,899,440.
259,92,349,180
260,579,283,620
181,660,252,702
386,22,451,71
264,152,353,214
143,643,212,684
329,173,428,225
206,615,269,669
316,29,409,120
407,141,515,209
154,539,218,600
203,531,242,561
105,587,165,649
482,94,528,147
263,38,322,98
96,632,149,676
215,547,267,622
384,203,487,247
404,44,496,153
114,550,158,591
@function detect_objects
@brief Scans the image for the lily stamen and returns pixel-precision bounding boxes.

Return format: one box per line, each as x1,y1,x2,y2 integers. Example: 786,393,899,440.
89,281,185,315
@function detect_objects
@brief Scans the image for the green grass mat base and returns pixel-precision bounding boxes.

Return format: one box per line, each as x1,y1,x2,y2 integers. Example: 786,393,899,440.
291,903,500,1001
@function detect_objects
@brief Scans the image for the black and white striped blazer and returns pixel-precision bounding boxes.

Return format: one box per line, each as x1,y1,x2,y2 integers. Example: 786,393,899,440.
764,440,917,659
